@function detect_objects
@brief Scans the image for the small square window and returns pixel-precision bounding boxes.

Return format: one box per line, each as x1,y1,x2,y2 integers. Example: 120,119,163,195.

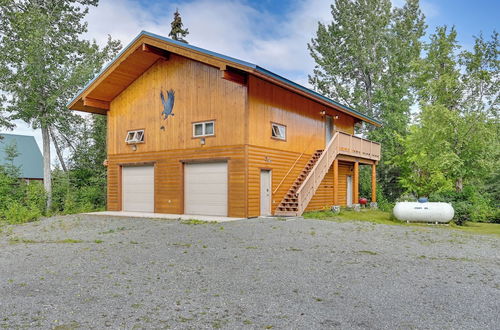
193,121,215,137
205,122,214,135
194,123,203,136
271,123,286,140
125,129,145,144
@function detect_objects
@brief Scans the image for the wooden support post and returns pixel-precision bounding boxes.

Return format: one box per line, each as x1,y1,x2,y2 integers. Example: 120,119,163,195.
333,159,339,205
371,163,377,203
353,161,359,204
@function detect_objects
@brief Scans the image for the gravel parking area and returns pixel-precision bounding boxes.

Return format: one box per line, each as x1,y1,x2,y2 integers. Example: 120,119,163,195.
1,214,499,329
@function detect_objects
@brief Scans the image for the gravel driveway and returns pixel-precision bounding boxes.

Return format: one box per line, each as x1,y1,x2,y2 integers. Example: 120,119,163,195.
1,215,499,329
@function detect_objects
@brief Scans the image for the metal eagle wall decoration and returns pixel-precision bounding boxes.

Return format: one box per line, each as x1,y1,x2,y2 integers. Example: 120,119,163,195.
160,89,175,119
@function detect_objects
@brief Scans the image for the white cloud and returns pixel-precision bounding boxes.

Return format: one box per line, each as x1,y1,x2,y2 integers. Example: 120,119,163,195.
85,0,332,81
9,0,335,161
392,0,439,18
421,1,439,18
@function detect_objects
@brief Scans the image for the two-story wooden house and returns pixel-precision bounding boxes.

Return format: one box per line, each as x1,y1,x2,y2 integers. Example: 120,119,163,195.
68,31,381,218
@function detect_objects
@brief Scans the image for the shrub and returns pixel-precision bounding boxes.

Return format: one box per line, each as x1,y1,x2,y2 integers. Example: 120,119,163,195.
451,201,472,226
2,201,41,224
429,186,497,225
25,181,46,212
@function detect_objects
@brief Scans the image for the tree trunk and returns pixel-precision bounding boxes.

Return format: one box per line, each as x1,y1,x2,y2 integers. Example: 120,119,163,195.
41,124,52,210
50,127,67,172
455,178,463,192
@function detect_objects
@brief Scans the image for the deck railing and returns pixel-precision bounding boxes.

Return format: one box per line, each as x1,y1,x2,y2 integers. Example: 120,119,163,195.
337,131,381,160
295,131,380,215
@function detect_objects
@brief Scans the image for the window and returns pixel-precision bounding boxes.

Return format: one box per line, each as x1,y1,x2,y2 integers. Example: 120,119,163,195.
125,129,145,144
193,121,215,137
271,123,286,140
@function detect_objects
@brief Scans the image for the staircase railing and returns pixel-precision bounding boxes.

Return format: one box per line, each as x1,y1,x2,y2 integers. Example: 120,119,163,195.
273,135,317,195
295,132,340,214
289,131,381,216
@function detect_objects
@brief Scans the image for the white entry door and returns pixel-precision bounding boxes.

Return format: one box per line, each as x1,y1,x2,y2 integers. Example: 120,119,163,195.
260,170,271,216
346,175,353,207
122,165,155,212
184,162,228,216
325,115,334,146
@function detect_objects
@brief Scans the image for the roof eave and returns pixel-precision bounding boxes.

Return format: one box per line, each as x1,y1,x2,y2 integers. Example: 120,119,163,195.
67,31,382,127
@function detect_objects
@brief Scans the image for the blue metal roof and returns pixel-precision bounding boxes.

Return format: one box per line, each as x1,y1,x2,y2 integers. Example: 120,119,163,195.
68,31,381,126
0,134,43,179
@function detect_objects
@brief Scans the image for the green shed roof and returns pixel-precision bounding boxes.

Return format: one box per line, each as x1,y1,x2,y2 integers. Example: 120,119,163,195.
0,134,43,179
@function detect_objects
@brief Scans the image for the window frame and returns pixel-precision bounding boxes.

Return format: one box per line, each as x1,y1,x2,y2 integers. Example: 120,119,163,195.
192,120,216,138
125,129,145,144
271,122,286,141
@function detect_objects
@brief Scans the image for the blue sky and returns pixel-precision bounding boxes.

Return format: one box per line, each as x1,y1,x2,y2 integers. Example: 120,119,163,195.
4,0,499,161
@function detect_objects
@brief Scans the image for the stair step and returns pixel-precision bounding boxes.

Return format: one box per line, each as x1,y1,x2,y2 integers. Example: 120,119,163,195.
275,148,327,216
275,211,298,217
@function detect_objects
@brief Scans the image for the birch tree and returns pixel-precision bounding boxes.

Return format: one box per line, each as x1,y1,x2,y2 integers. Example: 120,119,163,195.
0,0,121,209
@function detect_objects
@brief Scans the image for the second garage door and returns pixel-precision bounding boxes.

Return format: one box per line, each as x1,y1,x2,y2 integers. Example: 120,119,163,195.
184,162,228,216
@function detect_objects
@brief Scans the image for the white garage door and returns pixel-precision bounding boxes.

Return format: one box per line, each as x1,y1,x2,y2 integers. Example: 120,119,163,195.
122,165,154,212
184,162,228,216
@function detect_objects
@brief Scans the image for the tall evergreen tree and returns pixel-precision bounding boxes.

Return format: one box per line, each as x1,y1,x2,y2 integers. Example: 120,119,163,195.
169,9,189,43
308,0,425,201
0,0,121,209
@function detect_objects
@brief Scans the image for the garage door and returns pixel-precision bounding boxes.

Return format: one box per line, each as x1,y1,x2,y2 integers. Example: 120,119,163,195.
184,162,228,216
122,165,154,212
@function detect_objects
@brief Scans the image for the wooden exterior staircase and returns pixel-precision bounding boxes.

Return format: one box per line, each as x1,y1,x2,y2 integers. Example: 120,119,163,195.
274,131,381,217
275,149,324,216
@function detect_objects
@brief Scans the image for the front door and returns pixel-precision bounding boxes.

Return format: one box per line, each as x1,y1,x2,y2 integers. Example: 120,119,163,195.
260,170,271,216
346,175,353,207
325,115,334,146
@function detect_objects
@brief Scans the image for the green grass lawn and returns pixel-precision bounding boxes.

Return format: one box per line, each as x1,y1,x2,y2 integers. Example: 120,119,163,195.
303,209,500,236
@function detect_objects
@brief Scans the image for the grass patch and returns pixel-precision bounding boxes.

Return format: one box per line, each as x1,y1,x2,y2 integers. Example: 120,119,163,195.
357,250,378,255
180,219,217,225
99,227,126,234
303,209,500,236
56,239,83,243
8,237,38,244
172,242,191,248
448,222,500,236
8,237,83,244
304,209,397,225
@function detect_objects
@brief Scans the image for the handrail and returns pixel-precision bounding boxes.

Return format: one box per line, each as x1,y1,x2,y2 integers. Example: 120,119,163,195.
296,131,339,197
294,130,381,215
273,135,316,195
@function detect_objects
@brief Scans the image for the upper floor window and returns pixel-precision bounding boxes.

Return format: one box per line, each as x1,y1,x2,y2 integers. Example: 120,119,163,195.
125,129,144,144
271,122,286,141
193,120,215,137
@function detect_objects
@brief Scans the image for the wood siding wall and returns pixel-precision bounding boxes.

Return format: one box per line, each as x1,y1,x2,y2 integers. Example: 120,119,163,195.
247,145,311,217
107,145,246,217
306,161,354,210
247,75,355,155
246,75,357,216
105,52,362,217
246,145,355,217
107,54,247,155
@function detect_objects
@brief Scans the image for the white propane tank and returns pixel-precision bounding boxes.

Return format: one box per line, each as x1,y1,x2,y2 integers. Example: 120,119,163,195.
393,202,454,223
